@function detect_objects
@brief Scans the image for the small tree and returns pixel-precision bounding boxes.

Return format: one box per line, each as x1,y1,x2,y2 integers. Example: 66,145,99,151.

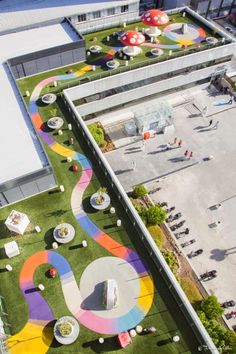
201,295,223,320
88,123,106,147
133,184,148,198
146,205,166,225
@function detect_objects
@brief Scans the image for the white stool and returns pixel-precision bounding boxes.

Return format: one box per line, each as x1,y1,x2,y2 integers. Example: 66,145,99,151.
68,124,72,131
135,325,143,334
116,219,122,227
58,130,63,136
53,81,57,87
35,225,41,233
67,157,72,162
26,90,30,97
38,284,45,291
110,207,115,214
173,335,180,342
129,329,137,337
59,185,65,192
82,240,88,248
4,241,20,258
5,264,12,272
98,337,104,344
52,242,58,250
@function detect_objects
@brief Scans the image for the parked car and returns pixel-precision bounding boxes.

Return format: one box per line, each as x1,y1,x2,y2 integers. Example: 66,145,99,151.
222,300,235,308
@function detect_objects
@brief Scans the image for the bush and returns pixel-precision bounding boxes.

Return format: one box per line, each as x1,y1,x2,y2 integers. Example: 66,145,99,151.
179,277,202,304
88,123,106,147
148,225,165,249
161,249,179,275
133,184,148,198
146,205,166,225
201,295,223,320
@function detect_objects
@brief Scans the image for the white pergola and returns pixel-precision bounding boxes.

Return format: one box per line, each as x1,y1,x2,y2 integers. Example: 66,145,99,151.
5,210,30,235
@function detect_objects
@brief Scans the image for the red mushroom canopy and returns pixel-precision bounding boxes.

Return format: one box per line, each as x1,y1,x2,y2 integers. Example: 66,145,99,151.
141,9,169,27
120,30,145,46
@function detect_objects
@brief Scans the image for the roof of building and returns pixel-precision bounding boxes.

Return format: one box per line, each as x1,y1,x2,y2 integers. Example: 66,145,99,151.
0,0,137,32
0,22,76,184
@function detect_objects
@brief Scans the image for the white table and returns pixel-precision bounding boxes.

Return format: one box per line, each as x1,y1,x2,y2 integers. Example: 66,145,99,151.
4,241,20,258
41,93,57,104
90,193,111,210
89,45,102,54
47,117,64,130
54,316,79,345
53,223,75,244
106,60,120,69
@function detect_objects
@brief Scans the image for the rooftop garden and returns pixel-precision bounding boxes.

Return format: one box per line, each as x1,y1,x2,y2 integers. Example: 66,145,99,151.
17,10,227,97
0,58,202,353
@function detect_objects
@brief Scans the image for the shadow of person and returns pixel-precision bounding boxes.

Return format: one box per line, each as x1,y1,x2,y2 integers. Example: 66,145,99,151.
80,282,104,311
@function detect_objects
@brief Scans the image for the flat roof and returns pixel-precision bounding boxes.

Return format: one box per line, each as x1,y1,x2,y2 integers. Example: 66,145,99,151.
0,0,136,32
0,23,76,184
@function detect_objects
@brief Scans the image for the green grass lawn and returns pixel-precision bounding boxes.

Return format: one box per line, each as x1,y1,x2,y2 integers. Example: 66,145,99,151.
0,79,201,353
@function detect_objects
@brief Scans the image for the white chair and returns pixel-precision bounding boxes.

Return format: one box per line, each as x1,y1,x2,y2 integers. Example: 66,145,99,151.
59,185,65,192
82,240,88,248
110,207,115,214
4,241,20,258
116,220,122,227
52,242,58,250
5,264,12,271
35,225,41,233
38,284,45,291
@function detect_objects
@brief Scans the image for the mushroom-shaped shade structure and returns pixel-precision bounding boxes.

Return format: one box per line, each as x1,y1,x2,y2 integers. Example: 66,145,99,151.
120,30,145,56
141,9,169,37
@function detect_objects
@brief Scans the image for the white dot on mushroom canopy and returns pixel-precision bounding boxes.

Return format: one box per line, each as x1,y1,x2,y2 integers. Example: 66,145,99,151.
154,16,158,20
130,37,136,44
133,34,138,38
147,18,151,21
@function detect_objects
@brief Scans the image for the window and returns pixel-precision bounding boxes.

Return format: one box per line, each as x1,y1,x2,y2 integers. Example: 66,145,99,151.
107,8,115,16
121,5,128,13
93,10,101,19
77,14,86,22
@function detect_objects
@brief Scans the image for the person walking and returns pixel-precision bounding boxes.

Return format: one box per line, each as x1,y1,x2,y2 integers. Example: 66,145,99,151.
189,151,193,159
213,121,219,130
178,139,183,148
141,140,146,151
228,97,233,104
172,137,177,146
208,119,213,127
131,161,136,171
184,150,188,160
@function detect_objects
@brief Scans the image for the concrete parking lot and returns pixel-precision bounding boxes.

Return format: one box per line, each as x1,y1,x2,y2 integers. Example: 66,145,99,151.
104,83,236,327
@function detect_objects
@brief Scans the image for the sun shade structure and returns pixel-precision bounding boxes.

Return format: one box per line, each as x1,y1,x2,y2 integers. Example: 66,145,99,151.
120,30,145,56
141,9,169,37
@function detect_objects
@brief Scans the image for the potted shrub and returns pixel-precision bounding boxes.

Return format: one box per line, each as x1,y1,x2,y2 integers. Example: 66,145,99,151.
95,187,107,205
57,319,74,337
58,226,69,238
